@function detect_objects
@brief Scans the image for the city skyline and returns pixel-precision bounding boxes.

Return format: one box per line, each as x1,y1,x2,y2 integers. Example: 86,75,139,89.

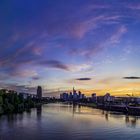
0,0,140,97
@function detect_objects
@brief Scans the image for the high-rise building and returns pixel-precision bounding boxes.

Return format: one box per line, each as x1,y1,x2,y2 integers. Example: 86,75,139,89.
37,86,42,98
69,92,73,100
104,93,115,102
91,93,97,102
73,87,78,100
60,93,69,101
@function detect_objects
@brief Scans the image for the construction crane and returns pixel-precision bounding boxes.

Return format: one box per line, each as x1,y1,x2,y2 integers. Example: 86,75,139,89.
126,89,135,97
126,94,134,97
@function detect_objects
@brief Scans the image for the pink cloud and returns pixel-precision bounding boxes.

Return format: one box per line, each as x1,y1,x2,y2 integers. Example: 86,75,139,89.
70,15,121,39
109,25,127,44
87,4,110,10
69,25,127,58
32,46,44,56
10,69,38,78
127,3,140,10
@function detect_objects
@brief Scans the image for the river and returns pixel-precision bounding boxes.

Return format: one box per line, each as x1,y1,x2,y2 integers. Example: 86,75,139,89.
0,103,140,140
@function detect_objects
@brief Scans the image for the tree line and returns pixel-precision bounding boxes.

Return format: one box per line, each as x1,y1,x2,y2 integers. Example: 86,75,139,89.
0,89,40,115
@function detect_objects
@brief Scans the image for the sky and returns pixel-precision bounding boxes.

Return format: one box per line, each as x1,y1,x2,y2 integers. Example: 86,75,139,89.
0,0,140,97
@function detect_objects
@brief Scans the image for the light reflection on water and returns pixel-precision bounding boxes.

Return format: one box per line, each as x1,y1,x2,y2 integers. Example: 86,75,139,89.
0,103,140,140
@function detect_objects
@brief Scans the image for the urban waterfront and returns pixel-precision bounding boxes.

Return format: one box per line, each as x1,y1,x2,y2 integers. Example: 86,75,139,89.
1,0,140,139
1,103,140,140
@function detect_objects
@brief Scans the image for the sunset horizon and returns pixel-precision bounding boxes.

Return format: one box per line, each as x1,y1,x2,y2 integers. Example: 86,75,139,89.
0,0,140,97
0,1,140,140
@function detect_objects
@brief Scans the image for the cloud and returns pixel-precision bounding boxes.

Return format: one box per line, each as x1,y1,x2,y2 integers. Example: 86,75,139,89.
70,25,127,58
38,60,69,71
86,4,110,10
68,63,92,72
76,78,91,81
98,77,118,85
109,25,127,44
11,69,38,77
32,76,41,80
0,82,37,94
0,35,69,76
0,0,128,68
69,15,121,39
123,77,140,79
127,3,140,10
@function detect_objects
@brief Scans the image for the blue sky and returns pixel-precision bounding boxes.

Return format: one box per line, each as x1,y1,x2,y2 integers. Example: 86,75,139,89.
0,0,140,96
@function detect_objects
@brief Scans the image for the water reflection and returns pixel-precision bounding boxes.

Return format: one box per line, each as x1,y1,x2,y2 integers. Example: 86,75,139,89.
125,115,138,128
36,106,42,120
0,103,140,140
70,103,140,128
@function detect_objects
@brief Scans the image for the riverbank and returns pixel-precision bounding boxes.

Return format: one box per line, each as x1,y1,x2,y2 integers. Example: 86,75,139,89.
75,102,140,116
0,89,44,115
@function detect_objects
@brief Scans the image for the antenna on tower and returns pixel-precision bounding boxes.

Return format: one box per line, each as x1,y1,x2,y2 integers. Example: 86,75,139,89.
73,86,75,94
58,88,60,94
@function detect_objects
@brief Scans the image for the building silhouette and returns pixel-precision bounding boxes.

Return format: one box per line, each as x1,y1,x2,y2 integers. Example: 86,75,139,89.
60,87,85,101
37,86,42,98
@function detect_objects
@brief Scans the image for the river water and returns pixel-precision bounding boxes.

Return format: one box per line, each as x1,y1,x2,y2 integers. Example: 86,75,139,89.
0,103,140,140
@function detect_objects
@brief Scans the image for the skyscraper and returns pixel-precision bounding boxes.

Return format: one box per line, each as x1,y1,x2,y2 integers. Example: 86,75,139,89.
37,86,42,98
